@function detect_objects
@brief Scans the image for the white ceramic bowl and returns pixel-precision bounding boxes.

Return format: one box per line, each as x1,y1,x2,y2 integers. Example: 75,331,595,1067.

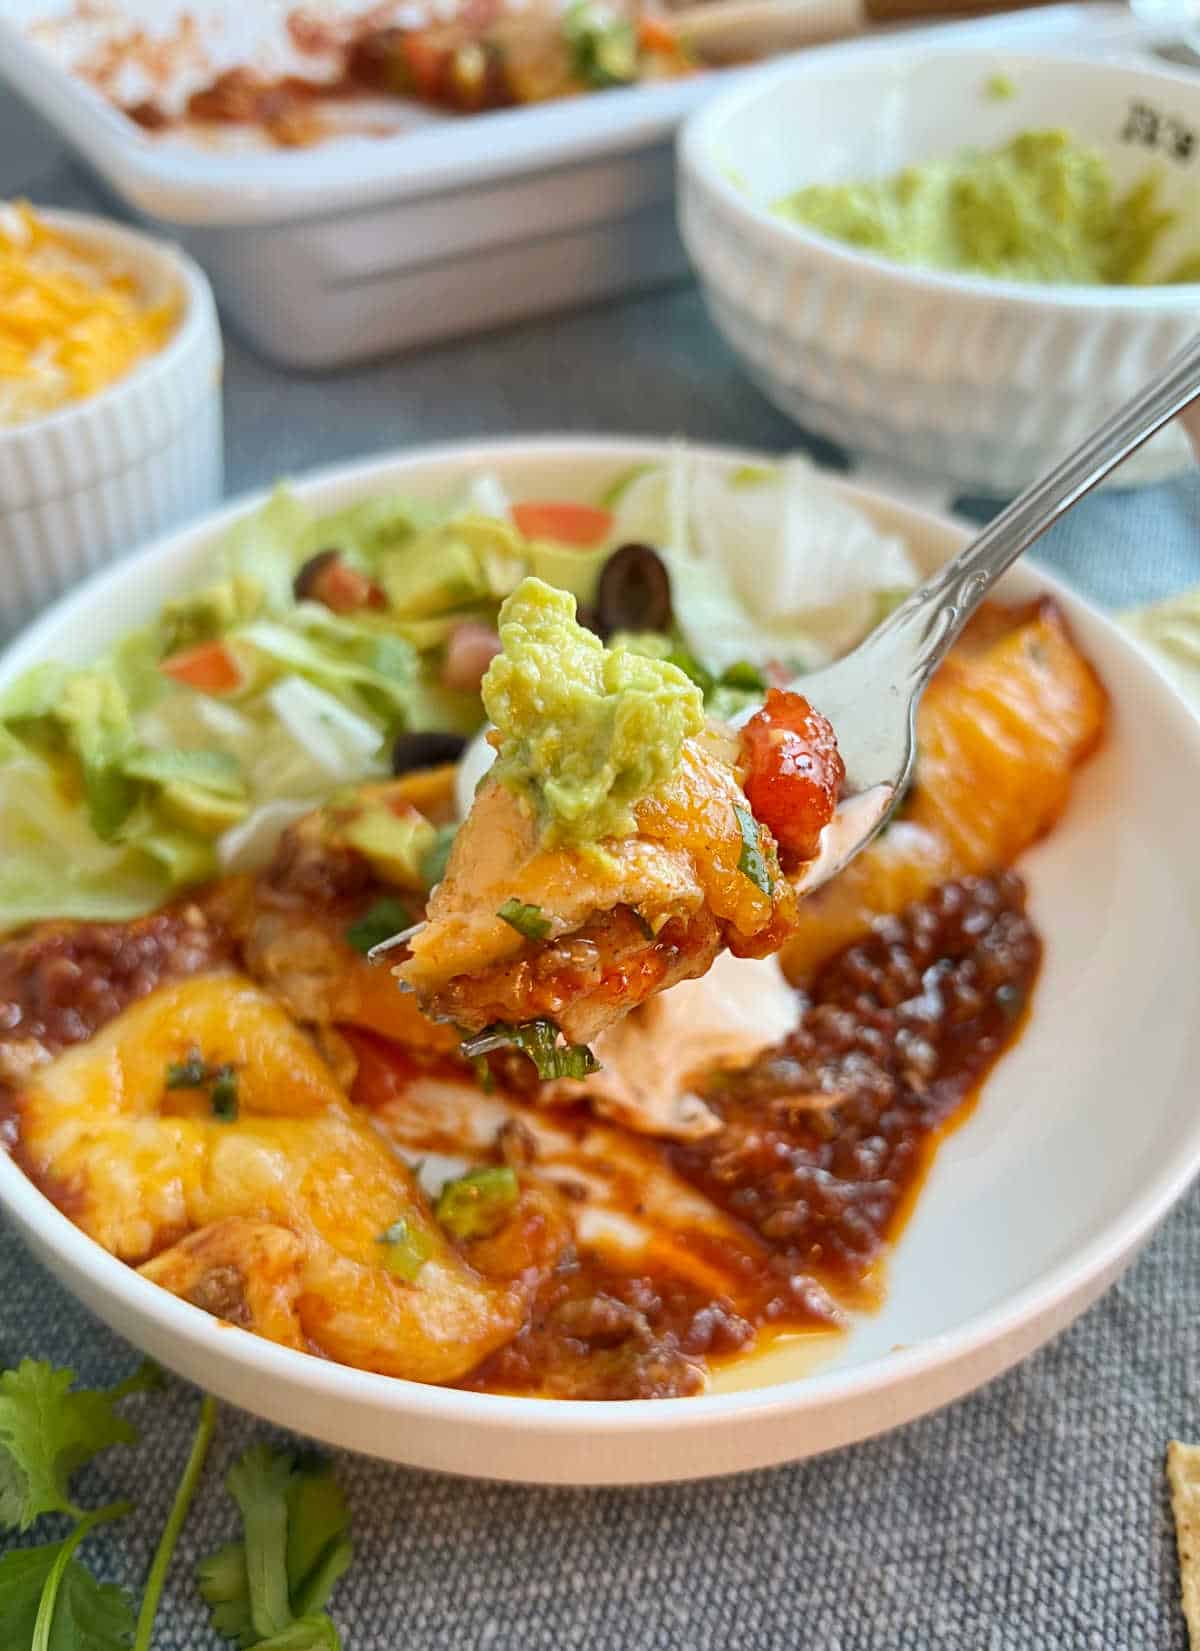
678,49,1200,494
3,436,1200,1486
0,208,223,636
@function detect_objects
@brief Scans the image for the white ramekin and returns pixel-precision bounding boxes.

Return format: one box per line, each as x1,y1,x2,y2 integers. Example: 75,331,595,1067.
0,209,223,636
678,48,1200,495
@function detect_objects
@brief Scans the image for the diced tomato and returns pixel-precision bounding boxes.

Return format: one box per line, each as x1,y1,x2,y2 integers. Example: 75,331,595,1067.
638,15,679,54
310,555,385,614
512,500,613,548
739,689,845,867
158,640,244,695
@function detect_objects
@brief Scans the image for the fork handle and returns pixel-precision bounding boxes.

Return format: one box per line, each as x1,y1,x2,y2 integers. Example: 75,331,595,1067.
870,334,1200,695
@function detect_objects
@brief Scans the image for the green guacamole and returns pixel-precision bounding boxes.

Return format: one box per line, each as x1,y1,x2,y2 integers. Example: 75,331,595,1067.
773,128,1198,286
482,577,705,845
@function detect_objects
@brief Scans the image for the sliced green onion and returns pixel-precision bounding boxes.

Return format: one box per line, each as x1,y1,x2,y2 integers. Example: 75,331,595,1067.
434,1167,519,1242
376,1218,432,1281
497,898,552,942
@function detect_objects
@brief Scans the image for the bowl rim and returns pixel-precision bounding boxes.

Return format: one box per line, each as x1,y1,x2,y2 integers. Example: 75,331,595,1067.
3,432,1200,1448
678,45,1200,311
0,203,219,445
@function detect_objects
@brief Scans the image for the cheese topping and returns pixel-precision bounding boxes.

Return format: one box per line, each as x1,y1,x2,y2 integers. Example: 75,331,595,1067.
0,202,177,426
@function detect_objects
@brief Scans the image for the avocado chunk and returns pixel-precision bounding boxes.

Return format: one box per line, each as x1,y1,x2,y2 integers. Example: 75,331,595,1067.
342,802,436,891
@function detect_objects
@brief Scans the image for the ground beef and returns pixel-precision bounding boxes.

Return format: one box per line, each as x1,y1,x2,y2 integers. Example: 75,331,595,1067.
0,904,229,1072
671,872,1040,1285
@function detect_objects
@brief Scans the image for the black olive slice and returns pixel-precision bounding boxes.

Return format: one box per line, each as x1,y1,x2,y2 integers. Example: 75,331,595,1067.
293,548,342,603
391,730,469,775
594,543,673,638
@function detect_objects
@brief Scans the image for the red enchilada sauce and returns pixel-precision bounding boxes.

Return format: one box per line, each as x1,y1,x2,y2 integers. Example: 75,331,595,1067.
463,871,1039,1398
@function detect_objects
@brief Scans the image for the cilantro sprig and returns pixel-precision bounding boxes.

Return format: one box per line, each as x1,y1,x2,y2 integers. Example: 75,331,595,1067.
197,1447,352,1649
460,1018,601,1081
0,1358,170,1651
0,1360,353,1651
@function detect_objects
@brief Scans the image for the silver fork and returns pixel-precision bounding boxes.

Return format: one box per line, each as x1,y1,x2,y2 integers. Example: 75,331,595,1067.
765,336,1200,896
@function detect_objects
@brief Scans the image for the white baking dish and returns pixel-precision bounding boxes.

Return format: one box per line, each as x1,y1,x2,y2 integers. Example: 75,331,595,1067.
0,2,1174,367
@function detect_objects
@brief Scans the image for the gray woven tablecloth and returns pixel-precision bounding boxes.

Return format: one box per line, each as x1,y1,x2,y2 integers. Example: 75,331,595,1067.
3,101,1200,1651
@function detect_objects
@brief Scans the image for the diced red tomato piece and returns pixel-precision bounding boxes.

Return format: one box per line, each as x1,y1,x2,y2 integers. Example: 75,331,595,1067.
638,15,679,54
512,500,613,548
311,556,385,614
739,689,845,866
159,640,244,695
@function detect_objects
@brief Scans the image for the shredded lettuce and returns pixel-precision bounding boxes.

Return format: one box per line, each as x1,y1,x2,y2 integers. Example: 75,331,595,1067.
265,677,386,784
610,450,918,673
219,486,313,614
240,613,418,720
0,750,176,924
1123,587,1200,715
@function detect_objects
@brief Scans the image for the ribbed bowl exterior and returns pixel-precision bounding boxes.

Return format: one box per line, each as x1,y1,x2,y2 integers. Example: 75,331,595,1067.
679,153,1199,496
0,215,223,637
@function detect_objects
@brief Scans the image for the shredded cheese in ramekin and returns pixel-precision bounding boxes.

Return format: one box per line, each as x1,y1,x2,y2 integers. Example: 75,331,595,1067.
0,202,178,427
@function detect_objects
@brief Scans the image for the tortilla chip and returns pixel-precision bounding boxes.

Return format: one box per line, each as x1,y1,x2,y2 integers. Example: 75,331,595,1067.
1167,1440,1200,1647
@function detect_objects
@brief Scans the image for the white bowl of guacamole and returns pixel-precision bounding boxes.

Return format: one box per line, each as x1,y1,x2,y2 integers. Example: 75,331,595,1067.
678,47,1200,493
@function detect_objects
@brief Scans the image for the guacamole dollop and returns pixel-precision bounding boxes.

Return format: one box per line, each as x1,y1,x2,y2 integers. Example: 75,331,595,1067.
482,577,705,845
774,128,1197,286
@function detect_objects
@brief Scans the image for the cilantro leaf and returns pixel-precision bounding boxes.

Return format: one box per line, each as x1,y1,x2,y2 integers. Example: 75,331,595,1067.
0,1545,134,1651
496,899,551,942
227,1446,295,1641
0,1362,140,1529
459,1019,600,1081
199,1449,353,1649
285,1459,352,1619
733,803,773,897
197,1543,256,1648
